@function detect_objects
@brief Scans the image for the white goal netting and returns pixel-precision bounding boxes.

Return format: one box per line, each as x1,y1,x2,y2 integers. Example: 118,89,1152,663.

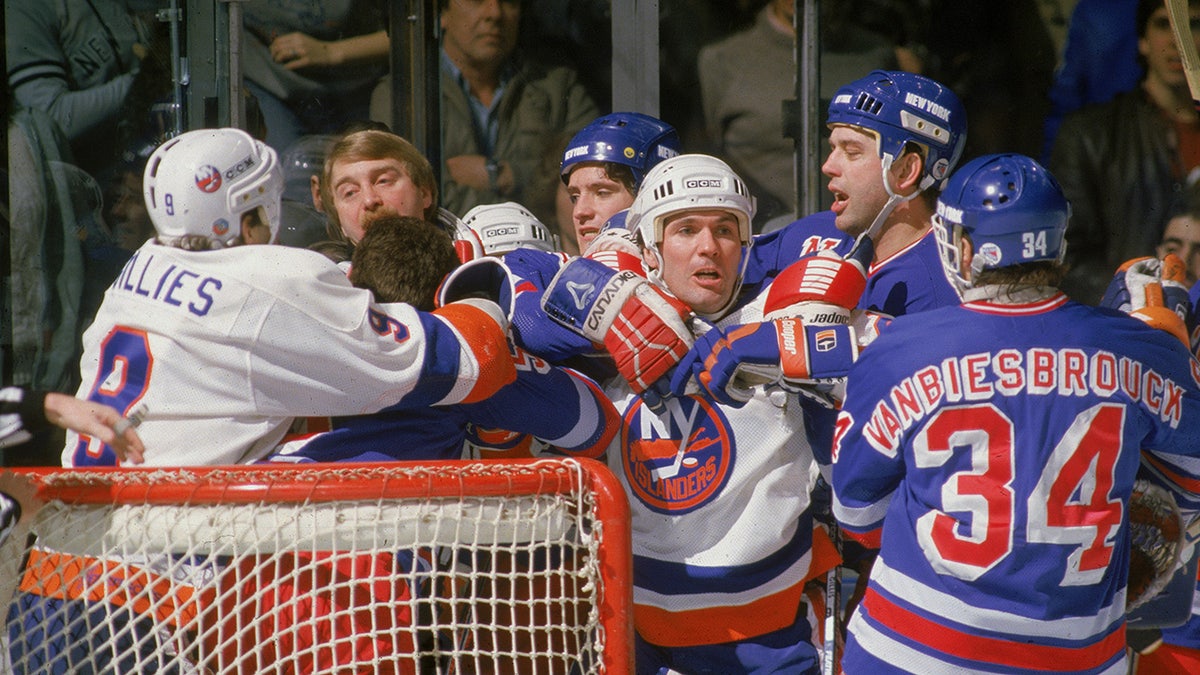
0,459,632,674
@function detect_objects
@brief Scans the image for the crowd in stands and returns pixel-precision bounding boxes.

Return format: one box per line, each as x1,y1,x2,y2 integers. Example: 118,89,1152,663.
6,0,1200,673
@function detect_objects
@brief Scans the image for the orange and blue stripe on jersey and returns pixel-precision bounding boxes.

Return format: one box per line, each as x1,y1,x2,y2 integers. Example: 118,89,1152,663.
429,301,515,404
631,515,839,647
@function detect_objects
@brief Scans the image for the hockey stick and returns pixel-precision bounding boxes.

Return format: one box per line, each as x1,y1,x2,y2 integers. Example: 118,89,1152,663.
822,512,842,675
1164,0,1200,111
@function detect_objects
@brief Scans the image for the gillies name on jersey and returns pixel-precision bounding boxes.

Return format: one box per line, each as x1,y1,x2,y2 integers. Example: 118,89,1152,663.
113,249,224,318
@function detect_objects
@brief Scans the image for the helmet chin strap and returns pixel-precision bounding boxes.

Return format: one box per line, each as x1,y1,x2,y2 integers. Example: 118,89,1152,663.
850,153,923,255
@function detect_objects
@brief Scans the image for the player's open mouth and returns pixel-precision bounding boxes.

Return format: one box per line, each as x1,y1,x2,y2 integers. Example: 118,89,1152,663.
693,269,723,287
829,188,848,214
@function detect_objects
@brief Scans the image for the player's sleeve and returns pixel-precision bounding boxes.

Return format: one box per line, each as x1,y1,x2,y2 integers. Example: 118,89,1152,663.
830,343,908,549
245,263,514,416
1131,339,1200,517
460,349,619,460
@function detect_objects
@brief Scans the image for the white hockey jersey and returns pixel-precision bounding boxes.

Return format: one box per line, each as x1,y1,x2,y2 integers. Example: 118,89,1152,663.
63,241,513,467
604,297,839,648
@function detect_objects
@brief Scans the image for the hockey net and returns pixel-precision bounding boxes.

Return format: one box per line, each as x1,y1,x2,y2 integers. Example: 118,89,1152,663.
0,458,632,674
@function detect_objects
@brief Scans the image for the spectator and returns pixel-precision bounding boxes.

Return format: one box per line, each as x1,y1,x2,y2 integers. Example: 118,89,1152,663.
241,0,389,154
434,0,599,216
1049,0,1200,304
63,127,516,468
697,0,914,229
318,128,440,252
1160,184,1200,286
832,152,1200,673
5,0,160,177
100,159,155,253
1041,0,1141,162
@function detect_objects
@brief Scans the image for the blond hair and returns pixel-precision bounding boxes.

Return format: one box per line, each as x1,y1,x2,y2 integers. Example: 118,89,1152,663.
320,130,439,243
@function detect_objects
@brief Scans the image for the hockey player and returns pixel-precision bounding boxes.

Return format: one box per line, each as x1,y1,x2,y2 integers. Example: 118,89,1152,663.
63,127,516,467
320,128,439,246
268,214,615,463
560,111,681,253
832,153,1200,674
543,153,849,674
565,71,968,416
670,70,967,418
502,112,682,383
740,69,967,315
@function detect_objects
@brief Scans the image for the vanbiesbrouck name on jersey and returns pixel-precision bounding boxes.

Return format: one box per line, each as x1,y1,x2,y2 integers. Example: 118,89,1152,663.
111,249,224,318
860,349,1191,456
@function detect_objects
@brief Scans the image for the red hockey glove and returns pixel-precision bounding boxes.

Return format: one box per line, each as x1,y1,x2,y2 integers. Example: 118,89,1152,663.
542,256,693,395
764,244,871,323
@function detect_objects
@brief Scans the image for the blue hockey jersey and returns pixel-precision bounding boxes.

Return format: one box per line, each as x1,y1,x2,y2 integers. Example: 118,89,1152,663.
833,291,1200,674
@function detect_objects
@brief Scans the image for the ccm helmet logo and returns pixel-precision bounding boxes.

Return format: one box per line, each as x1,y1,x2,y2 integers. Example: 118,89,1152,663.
485,226,521,238
224,155,257,179
684,178,723,189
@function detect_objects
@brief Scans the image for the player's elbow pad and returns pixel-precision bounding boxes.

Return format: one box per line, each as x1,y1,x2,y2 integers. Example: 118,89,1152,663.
432,299,517,403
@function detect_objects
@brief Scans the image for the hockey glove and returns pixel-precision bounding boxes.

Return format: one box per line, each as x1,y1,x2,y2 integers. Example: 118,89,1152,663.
671,318,856,407
1100,254,1191,346
583,209,642,262
435,256,515,319
764,244,871,323
542,256,693,396
1126,478,1185,611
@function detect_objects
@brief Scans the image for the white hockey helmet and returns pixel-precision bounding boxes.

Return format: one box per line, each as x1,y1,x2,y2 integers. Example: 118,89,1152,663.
143,128,284,247
627,153,757,318
462,201,559,256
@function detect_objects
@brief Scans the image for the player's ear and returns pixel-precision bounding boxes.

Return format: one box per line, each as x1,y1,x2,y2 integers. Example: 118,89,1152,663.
240,209,272,245
641,246,659,272
891,149,924,195
958,235,975,280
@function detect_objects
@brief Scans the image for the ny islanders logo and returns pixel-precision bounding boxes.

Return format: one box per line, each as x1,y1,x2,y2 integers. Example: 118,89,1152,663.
621,395,734,514
195,165,222,193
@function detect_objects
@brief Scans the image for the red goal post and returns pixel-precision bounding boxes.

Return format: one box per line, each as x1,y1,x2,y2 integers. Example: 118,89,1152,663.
0,458,633,674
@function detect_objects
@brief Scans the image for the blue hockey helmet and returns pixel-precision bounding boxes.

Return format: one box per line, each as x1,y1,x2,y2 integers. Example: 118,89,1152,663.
560,112,681,187
934,153,1070,289
827,70,967,192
